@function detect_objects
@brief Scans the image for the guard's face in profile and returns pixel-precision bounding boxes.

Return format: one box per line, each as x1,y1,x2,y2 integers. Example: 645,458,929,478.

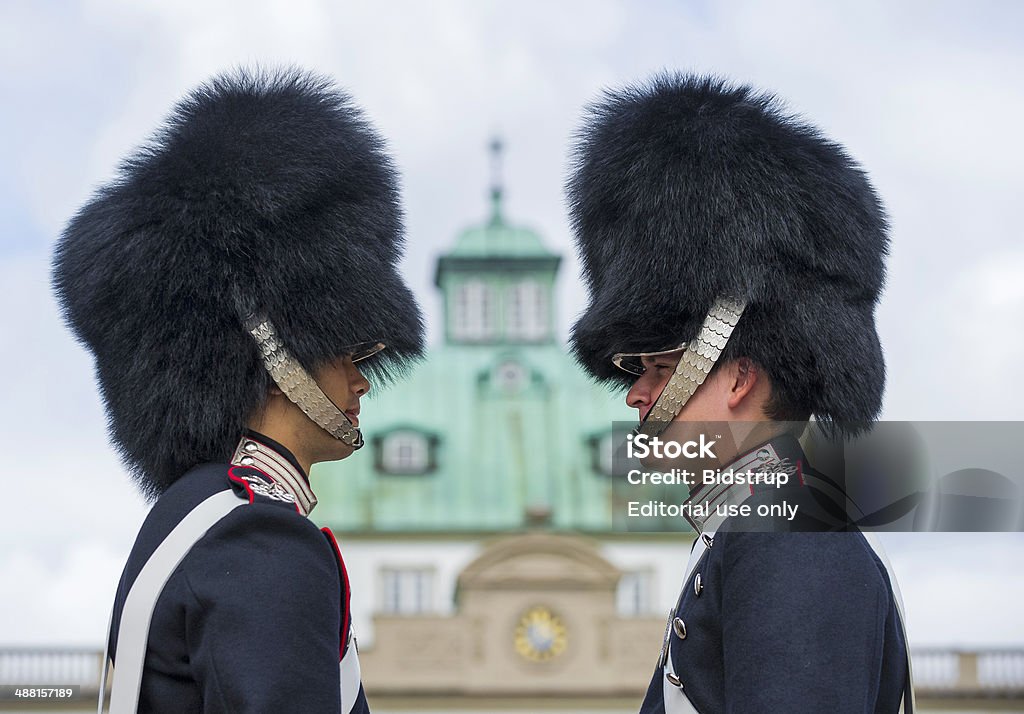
307,354,371,462
625,352,683,421
625,351,741,472
626,350,732,426
316,355,370,425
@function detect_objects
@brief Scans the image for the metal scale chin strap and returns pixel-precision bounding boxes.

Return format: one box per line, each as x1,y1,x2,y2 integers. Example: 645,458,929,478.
635,296,747,437
244,314,365,450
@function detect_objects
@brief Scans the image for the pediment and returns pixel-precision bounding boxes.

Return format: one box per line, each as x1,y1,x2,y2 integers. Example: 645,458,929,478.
458,533,620,591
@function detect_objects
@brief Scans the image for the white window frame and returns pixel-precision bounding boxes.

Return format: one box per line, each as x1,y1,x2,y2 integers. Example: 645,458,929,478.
506,280,548,340
452,280,495,340
616,569,654,617
596,431,616,476
381,430,430,474
380,567,435,615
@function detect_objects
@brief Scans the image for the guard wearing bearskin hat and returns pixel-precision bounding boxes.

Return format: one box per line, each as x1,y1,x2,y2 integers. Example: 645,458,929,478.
567,74,914,713
53,68,423,713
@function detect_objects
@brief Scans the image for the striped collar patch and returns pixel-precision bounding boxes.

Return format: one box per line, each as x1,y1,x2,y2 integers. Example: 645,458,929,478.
681,442,797,534
230,436,317,516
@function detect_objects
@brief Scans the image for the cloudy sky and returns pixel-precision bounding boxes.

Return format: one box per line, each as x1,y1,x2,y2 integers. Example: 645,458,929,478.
1,0,1023,648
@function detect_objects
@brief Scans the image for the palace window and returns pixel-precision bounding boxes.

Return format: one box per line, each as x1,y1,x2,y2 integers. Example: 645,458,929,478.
381,567,434,615
591,431,616,476
379,430,431,474
617,570,654,616
452,280,495,340
506,280,548,340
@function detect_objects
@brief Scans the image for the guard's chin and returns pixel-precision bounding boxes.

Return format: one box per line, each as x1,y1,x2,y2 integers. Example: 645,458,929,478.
311,434,357,466
329,442,357,462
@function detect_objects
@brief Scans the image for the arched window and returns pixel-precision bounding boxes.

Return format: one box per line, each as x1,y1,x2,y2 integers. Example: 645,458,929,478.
506,280,548,340
452,280,495,340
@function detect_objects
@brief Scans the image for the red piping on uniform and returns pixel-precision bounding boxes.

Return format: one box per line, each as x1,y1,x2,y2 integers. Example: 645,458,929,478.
227,467,255,504
321,527,352,661
229,464,301,512
796,459,805,486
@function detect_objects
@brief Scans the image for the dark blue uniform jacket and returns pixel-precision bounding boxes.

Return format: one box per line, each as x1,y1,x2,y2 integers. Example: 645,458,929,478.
109,432,369,713
639,435,912,714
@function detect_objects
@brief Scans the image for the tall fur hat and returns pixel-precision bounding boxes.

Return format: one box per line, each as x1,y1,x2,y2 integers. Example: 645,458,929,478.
567,74,889,432
53,67,424,497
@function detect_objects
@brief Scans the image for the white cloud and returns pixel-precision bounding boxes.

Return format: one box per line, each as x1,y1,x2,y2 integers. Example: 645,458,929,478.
881,533,1024,647
882,248,1024,420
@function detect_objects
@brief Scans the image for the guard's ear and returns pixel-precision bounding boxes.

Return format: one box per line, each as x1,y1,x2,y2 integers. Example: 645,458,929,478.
725,357,760,410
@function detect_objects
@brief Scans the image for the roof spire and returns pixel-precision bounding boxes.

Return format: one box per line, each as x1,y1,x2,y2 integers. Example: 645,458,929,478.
488,136,504,226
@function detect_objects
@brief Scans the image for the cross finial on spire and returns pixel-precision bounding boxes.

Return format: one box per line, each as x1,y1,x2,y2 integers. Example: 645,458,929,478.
489,136,504,225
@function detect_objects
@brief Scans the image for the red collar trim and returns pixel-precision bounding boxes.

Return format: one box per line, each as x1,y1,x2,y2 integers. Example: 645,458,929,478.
230,436,317,516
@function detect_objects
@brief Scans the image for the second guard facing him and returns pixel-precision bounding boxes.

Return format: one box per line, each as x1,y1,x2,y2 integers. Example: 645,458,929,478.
53,69,424,713
566,74,913,713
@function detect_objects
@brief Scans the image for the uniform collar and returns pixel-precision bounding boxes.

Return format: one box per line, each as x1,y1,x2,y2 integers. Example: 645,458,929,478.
229,430,318,516
681,433,804,535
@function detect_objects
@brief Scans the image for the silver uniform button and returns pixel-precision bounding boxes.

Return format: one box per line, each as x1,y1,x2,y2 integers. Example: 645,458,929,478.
666,672,683,688
694,573,703,596
240,456,254,466
673,617,687,640
243,441,258,453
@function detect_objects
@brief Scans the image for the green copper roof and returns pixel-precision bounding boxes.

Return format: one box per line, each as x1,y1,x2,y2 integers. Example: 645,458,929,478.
311,341,633,533
447,189,552,258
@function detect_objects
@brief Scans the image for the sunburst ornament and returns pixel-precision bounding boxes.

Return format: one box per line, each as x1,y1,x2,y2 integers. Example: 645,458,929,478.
514,606,568,662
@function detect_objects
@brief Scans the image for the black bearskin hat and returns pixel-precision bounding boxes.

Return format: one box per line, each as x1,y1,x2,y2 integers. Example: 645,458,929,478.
53,67,424,497
567,74,889,433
